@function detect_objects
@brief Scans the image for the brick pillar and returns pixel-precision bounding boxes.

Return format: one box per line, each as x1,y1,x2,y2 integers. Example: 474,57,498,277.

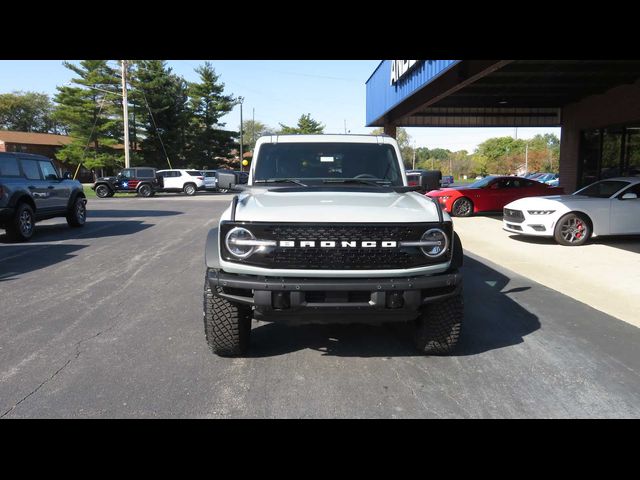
383,124,396,138
559,124,579,194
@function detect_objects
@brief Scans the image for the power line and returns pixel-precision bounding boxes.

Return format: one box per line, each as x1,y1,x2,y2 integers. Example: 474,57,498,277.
139,89,172,169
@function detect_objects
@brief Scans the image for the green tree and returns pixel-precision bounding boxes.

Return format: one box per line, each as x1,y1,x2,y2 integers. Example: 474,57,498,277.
186,62,236,166
54,60,122,170
0,91,65,133
473,136,525,174
279,113,324,134
371,126,413,168
130,60,191,168
241,119,275,152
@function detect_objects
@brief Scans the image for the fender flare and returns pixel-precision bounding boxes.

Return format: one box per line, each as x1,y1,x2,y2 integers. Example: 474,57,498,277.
205,227,220,269
67,189,87,210
8,192,36,211
94,181,114,193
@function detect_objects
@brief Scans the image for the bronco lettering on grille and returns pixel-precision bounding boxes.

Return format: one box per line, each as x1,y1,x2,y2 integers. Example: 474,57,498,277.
278,240,398,248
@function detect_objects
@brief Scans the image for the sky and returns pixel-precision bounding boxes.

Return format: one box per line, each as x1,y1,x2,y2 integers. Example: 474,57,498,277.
0,60,560,152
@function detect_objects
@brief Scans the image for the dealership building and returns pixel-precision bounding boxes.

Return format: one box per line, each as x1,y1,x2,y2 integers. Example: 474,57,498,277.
366,60,640,192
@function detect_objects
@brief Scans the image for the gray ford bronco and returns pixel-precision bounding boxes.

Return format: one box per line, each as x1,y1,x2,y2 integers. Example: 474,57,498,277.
203,134,463,356
0,152,86,242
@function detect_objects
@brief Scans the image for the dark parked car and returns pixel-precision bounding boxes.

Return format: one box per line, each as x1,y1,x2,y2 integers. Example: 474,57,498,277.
92,167,163,198
0,152,86,242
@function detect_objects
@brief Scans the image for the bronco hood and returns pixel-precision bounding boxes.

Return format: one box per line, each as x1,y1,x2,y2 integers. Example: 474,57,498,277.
225,189,445,223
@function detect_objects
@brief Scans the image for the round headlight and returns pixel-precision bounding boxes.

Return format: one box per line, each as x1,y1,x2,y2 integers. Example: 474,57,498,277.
420,228,448,258
225,227,256,258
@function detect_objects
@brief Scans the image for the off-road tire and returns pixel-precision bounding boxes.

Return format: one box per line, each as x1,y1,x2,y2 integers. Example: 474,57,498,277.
138,183,152,197
184,183,197,196
452,197,473,217
95,184,111,198
203,280,252,356
5,203,35,242
553,212,591,246
413,290,463,355
66,196,87,227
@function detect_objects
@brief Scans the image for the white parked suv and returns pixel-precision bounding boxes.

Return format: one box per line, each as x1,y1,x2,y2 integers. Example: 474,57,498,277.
202,134,464,357
156,169,204,196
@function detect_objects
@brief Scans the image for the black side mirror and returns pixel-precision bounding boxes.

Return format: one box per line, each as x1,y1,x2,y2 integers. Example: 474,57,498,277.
63,171,72,180
419,170,442,192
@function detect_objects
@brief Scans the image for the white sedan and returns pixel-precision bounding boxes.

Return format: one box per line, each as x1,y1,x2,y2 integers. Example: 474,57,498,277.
503,177,640,246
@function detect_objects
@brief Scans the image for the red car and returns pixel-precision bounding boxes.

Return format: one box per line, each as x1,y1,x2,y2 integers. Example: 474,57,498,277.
426,175,564,217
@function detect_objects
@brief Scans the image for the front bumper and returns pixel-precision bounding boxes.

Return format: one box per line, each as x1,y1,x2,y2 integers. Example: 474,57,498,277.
207,268,462,322
502,216,556,237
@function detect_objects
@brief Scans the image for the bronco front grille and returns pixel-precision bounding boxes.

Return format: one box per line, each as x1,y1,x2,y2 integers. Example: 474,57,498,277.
220,222,452,270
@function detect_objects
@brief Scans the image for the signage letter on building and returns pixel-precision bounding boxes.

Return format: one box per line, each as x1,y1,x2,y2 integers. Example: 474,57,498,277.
390,60,420,85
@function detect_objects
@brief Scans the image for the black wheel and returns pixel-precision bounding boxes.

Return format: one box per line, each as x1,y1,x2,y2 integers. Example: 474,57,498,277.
66,196,87,227
106,191,115,197
138,184,152,197
5,203,35,242
452,197,473,217
554,212,591,246
203,279,252,356
183,183,197,196
95,184,111,198
413,291,463,355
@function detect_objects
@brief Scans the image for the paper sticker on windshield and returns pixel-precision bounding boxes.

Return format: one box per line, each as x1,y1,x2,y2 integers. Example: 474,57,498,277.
320,156,334,163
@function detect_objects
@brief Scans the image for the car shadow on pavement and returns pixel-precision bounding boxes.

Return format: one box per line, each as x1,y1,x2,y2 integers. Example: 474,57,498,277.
474,212,503,221
506,234,556,246
247,255,541,358
509,233,640,253
453,255,540,356
87,210,183,218
0,220,153,244
0,244,88,282
592,235,640,254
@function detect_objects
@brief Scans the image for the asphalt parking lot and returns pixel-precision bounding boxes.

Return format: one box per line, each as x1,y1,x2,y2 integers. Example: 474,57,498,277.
1,194,639,418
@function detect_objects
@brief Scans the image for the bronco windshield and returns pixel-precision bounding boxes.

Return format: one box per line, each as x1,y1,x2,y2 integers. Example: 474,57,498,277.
253,142,403,186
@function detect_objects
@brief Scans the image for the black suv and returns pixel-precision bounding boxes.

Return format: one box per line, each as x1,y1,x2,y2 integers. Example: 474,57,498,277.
92,167,163,198
0,152,87,242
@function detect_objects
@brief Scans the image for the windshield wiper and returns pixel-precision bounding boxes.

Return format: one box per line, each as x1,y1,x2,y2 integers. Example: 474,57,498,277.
322,178,389,188
254,178,308,187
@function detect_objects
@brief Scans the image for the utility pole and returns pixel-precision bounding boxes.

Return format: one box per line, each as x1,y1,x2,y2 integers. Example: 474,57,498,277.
412,143,416,170
238,96,244,172
344,119,347,134
121,60,130,169
252,107,255,151
525,141,529,175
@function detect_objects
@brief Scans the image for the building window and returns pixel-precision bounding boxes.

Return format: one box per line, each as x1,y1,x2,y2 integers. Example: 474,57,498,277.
625,127,640,177
579,125,640,187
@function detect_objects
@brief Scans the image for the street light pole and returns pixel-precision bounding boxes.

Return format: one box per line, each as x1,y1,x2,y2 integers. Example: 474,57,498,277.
121,60,130,169
238,96,244,172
